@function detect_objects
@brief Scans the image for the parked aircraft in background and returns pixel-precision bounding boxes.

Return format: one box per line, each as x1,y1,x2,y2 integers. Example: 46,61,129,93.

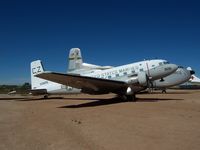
172,67,200,89
31,48,178,101
8,90,17,95
189,74,200,84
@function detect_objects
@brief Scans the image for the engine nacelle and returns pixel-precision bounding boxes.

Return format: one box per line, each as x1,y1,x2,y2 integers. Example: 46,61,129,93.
137,72,148,86
125,72,148,86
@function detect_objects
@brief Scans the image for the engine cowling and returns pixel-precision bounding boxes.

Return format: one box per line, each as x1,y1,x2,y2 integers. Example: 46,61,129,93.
126,72,148,86
137,72,148,86
126,87,133,95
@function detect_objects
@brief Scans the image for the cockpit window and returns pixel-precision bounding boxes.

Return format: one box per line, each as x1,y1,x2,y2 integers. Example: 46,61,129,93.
178,66,184,68
139,68,144,72
163,61,170,64
159,61,169,66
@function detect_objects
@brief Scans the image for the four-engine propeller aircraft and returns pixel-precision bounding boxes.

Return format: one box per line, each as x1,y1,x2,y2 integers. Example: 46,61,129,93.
31,48,178,101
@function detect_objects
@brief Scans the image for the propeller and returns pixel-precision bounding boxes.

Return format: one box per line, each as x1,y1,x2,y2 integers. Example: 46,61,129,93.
146,74,155,93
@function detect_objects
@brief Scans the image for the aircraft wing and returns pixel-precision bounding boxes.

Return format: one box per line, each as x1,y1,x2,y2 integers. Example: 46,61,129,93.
36,71,127,94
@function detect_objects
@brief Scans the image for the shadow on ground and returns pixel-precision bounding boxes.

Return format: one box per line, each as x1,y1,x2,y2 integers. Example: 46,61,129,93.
0,95,183,107
144,91,192,94
58,97,183,108
0,97,63,101
0,97,27,100
18,97,64,101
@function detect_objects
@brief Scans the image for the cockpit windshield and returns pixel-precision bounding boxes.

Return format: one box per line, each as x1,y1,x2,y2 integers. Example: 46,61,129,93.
163,61,170,64
158,61,170,66
178,66,184,68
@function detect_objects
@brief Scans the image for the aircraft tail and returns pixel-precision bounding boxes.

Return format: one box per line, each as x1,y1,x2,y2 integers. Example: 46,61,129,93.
67,48,112,72
30,60,47,90
68,48,83,72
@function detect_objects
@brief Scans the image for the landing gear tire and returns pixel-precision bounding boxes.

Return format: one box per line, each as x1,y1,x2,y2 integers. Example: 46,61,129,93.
43,95,48,99
121,95,136,102
127,95,137,102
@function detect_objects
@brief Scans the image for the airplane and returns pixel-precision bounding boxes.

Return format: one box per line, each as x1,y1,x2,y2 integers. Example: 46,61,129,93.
66,48,194,93
189,75,200,83
188,68,200,84
31,48,178,101
8,90,17,95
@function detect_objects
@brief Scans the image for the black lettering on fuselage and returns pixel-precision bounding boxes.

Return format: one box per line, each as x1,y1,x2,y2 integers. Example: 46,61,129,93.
40,81,48,86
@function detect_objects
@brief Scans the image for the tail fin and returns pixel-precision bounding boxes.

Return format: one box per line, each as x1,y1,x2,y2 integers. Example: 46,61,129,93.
30,60,47,90
68,48,83,71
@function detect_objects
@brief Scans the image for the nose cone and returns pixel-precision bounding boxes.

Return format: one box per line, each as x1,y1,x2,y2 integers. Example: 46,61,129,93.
190,70,195,75
186,66,195,75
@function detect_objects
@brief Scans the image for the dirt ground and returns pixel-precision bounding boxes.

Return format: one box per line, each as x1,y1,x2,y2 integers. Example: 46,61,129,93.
0,90,200,150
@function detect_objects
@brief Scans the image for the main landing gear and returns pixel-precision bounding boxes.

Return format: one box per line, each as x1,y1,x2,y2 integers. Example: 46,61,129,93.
121,94,137,102
162,89,167,93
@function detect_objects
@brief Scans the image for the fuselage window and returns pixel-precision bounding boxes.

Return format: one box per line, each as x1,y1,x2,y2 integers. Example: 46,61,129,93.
139,68,144,72
123,72,127,75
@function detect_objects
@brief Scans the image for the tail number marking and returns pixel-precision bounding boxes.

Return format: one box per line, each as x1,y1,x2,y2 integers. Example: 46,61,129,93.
32,66,42,74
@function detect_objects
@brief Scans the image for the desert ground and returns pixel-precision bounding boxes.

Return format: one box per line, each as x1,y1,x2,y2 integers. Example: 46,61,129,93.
0,90,200,150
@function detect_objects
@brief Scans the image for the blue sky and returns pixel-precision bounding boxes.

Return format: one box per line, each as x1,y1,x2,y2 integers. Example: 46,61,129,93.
0,0,200,84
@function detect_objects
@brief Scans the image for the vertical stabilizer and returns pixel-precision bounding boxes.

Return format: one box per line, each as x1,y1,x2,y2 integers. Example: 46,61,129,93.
68,48,83,71
30,60,46,89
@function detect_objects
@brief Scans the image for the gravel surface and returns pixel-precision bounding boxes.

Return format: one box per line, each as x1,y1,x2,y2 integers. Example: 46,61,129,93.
0,90,200,150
